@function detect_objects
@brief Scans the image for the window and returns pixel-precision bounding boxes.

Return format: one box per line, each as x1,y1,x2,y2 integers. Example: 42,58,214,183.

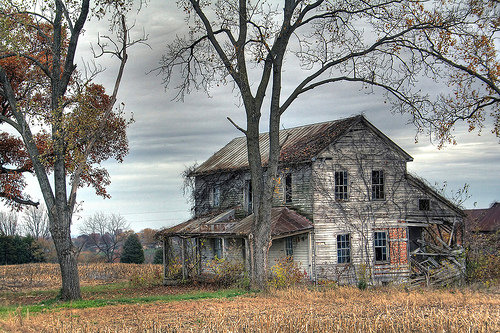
419,199,430,211
285,174,292,203
285,237,294,256
245,180,252,213
211,186,220,207
213,238,223,259
335,171,348,200
371,170,385,200
337,234,351,264
374,231,388,262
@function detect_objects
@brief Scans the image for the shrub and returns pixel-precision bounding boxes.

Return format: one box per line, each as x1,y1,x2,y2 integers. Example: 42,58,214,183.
207,257,244,287
269,256,307,289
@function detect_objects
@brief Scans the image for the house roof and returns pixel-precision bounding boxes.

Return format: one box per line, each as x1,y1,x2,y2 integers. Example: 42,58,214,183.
192,115,413,176
157,207,313,239
464,202,500,232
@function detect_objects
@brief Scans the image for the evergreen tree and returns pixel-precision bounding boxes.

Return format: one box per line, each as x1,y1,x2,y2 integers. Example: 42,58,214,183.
153,248,163,264
120,233,144,264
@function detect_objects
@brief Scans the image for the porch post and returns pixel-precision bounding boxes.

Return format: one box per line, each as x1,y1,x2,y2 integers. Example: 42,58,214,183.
181,237,187,280
162,238,167,285
221,237,226,259
308,232,313,279
244,237,251,275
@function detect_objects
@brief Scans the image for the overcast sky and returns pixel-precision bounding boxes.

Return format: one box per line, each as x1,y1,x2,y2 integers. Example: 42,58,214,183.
4,1,499,234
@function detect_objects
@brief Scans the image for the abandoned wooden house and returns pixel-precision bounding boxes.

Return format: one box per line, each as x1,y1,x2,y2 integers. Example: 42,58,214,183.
158,115,465,285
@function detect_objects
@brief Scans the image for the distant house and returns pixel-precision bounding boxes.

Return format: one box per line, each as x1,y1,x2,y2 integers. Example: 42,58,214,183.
464,202,500,234
158,115,465,285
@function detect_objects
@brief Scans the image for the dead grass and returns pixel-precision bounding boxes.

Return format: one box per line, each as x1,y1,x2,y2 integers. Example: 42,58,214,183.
1,286,499,332
0,263,162,292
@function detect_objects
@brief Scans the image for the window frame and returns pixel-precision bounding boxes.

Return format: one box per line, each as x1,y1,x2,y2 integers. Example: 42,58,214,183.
371,170,385,200
284,173,293,203
334,170,349,201
211,186,221,207
419,198,430,211
245,180,252,213
373,231,389,263
337,233,351,264
285,236,294,256
212,238,223,259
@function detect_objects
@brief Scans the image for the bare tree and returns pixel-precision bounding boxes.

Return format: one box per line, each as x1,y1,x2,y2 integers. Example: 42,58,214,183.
0,211,18,236
159,0,497,288
79,212,130,263
22,204,50,239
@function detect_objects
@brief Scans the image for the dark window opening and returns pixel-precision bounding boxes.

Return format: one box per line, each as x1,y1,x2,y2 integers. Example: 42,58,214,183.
335,171,348,200
285,174,292,203
285,236,293,256
212,238,223,259
374,231,388,262
245,180,252,213
337,234,351,264
371,170,385,200
419,199,430,211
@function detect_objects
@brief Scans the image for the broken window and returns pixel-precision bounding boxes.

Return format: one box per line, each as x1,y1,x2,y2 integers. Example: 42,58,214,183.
374,231,388,262
419,198,430,211
285,236,294,256
335,170,348,200
337,233,351,264
285,173,292,203
371,170,385,200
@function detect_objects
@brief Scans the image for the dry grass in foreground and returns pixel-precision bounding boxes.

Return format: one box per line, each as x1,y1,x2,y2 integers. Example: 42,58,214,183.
2,286,499,332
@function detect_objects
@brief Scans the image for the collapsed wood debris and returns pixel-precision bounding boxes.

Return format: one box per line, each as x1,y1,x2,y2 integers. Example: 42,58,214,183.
409,221,465,288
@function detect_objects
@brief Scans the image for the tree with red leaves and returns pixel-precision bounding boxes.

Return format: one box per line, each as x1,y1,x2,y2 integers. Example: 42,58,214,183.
0,0,144,300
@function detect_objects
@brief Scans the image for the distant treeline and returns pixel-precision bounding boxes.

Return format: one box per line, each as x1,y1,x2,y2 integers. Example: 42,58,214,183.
0,235,45,265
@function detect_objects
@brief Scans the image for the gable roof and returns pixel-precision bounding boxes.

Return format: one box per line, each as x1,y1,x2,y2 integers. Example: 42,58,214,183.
157,207,313,238
405,173,465,217
192,115,412,176
464,202,500,232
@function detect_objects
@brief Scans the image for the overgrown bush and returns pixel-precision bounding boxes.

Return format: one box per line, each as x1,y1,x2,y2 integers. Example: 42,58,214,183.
207,257,244,287
356,264,370,290
269,256,307,289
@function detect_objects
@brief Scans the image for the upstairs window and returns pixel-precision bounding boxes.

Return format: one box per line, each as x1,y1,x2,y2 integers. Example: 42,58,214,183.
374,231,388,262
337,234,351,264
285,236,294,256
211,186,221,207
285,174,292,203
419,199,430,211
371,170,385,200
335,171,348,200
245,180,252,213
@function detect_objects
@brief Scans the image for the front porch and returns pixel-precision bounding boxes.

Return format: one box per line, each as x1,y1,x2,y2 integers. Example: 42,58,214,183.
157,207,314,283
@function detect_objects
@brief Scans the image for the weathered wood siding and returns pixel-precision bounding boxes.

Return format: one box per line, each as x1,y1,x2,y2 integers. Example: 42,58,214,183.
311,122,462,284
268,234,311,276
199,237,245,274
194,166,313,218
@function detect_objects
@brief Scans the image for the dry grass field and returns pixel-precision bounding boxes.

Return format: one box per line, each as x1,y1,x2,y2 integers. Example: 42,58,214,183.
0,264,499,332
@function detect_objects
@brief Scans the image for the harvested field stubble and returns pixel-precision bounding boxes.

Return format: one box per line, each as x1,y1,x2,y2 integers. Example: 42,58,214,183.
2,287,499,332
0,263,162,291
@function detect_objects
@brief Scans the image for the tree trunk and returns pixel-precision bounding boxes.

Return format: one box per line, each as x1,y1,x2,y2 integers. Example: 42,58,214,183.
50,211,81,300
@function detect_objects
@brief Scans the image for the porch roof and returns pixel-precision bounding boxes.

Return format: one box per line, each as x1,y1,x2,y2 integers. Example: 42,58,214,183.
157,207,313,239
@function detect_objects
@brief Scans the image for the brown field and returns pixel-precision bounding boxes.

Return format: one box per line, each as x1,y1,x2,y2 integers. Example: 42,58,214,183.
0,263,499,332
0,263,163,292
